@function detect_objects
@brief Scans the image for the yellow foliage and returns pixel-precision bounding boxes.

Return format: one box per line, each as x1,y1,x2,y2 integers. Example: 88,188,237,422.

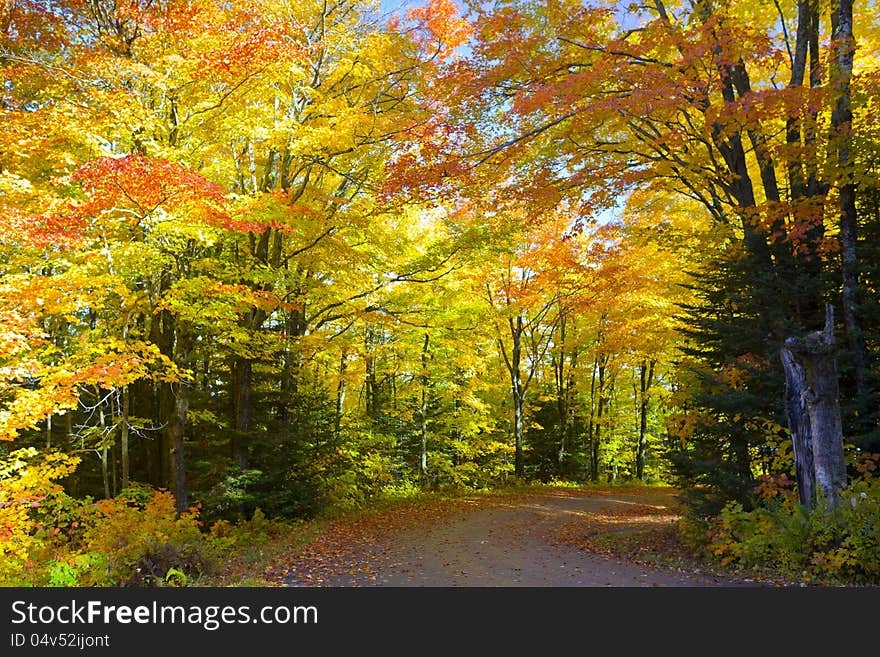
0,449,80,585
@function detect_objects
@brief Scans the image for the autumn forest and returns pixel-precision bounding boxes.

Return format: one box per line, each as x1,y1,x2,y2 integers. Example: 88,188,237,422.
2,0,880,587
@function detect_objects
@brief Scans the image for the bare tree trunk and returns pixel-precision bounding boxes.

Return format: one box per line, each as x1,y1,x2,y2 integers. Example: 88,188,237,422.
781,346,815,507
781,305,847,508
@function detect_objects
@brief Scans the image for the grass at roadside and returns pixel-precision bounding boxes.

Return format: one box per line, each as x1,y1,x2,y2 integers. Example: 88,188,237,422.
550,500,803,587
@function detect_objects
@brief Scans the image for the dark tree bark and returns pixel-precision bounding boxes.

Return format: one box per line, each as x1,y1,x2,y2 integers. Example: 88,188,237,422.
509,315,525,479
152,265,191,515
334,348,348,440
170,321,192,515
636,359,655,481
486,279,554,480
231,357,252,470
419,332,430,479
551,312,578,472
230,224,281,470
154,296,174,489
364,328,380,421
169,381,189,515
830,0,870,414
277,306,306,426
552,314,568,468
120,385,130,490
98,394,110,499
587,357,596,481
781,305,847,508
591,352,609,483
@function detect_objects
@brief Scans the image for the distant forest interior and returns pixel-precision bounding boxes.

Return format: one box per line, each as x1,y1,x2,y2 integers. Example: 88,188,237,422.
2,0,879,587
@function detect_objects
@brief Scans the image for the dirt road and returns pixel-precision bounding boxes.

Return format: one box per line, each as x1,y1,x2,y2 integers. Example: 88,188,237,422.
284,487,750,587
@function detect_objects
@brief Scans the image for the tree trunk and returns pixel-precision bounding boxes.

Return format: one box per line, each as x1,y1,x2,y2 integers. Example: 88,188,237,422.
636,359,655,481
170,324,192,516
120,385,130,490
605,371,618,483
277,305,305,427
231,357,253,470
419,332,430,480
277,345,293,427
591,354,609,483
98,395,110,499
155,290,191,515
334,348,348,440
511,318,525,478
781,345,815,507
365,343,378,421
588,353,599,482
513,386,525,479
111,435,117,498
153,282,174,489
830,0,870,416
170,384,189,515
552,312,576,471
450,395,462,468
781,305,847,508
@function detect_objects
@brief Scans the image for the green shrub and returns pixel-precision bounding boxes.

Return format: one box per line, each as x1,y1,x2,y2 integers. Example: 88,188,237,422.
708,475,880,584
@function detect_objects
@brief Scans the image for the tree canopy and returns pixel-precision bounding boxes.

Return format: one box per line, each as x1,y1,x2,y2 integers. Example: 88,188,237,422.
1,0,879,586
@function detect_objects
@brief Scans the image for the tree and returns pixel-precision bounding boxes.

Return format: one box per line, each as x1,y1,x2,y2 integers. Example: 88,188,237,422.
781,305,847,508
430,0,880,509
482,240,559,478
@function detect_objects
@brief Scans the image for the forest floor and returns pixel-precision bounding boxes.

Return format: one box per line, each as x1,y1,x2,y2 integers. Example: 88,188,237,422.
255,486,775,587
